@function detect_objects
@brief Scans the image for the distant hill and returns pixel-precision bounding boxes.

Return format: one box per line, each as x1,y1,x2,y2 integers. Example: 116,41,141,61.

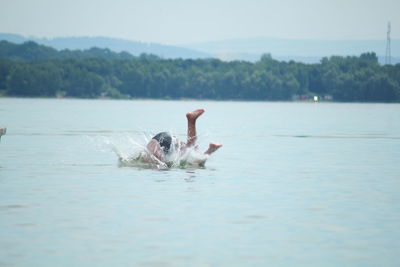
182,37,400,64
1,33,399,64
0,33,211,59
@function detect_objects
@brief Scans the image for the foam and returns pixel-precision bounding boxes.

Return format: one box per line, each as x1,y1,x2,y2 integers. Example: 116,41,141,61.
91,133,209,169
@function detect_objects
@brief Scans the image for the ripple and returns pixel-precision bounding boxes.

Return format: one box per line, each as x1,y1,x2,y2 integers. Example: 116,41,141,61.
9,130,145,136
274,134,400,140
15,223,36,228
0,205,26,210
139,261,169,267
245,215,269,220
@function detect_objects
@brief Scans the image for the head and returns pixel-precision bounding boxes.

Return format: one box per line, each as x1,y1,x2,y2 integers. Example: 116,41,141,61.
153,132,172,154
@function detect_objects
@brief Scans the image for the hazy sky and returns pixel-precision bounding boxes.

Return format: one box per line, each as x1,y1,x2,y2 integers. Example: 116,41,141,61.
0,0,399,44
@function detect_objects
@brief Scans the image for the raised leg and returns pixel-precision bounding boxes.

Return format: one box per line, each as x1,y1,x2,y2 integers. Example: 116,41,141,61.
186,109,204,147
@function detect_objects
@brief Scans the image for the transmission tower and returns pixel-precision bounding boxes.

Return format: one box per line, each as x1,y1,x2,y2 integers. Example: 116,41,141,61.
385,22,391,65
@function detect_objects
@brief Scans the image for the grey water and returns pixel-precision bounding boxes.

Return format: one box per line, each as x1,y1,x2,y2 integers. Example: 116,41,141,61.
0,98,399,266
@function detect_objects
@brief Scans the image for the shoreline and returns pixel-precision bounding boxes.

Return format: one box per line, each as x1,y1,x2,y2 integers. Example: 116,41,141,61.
1,96,399,104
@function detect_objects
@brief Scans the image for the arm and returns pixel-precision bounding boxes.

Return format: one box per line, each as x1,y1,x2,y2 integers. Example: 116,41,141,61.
146,139,166,162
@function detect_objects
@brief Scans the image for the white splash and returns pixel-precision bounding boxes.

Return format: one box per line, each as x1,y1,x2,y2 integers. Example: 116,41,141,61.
91,133,209,169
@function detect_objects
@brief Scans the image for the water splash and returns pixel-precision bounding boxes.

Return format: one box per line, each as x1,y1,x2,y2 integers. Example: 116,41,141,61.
91,133,209,170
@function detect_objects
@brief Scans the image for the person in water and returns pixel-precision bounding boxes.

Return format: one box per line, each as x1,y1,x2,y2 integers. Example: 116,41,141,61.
143,109,222,166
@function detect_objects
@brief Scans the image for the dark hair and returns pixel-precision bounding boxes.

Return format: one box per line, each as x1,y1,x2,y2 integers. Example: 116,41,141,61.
152,132,172,154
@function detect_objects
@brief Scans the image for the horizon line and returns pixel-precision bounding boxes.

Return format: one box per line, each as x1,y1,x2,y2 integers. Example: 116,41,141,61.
1,32,398,46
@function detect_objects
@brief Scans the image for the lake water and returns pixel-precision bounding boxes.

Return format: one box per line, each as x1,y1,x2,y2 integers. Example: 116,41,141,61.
0,98,399,266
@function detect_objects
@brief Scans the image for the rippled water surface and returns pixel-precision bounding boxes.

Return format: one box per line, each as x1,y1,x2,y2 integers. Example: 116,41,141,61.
1,98,400,266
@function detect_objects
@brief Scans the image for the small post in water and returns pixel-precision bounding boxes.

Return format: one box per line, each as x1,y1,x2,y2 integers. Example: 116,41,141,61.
0,127,6,142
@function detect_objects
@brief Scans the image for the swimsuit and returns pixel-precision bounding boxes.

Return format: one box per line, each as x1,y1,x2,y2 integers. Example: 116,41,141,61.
152,132,172,154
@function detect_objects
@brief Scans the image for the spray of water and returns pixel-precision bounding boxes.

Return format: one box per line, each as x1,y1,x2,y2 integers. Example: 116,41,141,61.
91,132,209,170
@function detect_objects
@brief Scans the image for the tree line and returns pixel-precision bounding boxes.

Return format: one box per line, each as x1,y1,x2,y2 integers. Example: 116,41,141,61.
0,40,399,102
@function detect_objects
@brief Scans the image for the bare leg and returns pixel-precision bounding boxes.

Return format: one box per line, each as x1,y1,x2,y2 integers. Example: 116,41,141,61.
186,109,204,147
204,143,223,155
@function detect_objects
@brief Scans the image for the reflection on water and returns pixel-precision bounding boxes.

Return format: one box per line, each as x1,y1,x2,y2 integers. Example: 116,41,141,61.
0,98,399,266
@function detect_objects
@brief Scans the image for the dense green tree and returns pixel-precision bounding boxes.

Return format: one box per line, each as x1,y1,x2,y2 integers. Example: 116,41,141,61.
0,41,399,102
6,62,62,96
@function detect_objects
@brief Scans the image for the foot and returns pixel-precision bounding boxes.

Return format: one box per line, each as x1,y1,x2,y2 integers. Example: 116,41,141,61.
186,109,205,122
205,143,223,155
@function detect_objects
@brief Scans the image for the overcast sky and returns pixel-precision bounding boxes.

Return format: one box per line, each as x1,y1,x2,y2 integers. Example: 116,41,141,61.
0,0,399,44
